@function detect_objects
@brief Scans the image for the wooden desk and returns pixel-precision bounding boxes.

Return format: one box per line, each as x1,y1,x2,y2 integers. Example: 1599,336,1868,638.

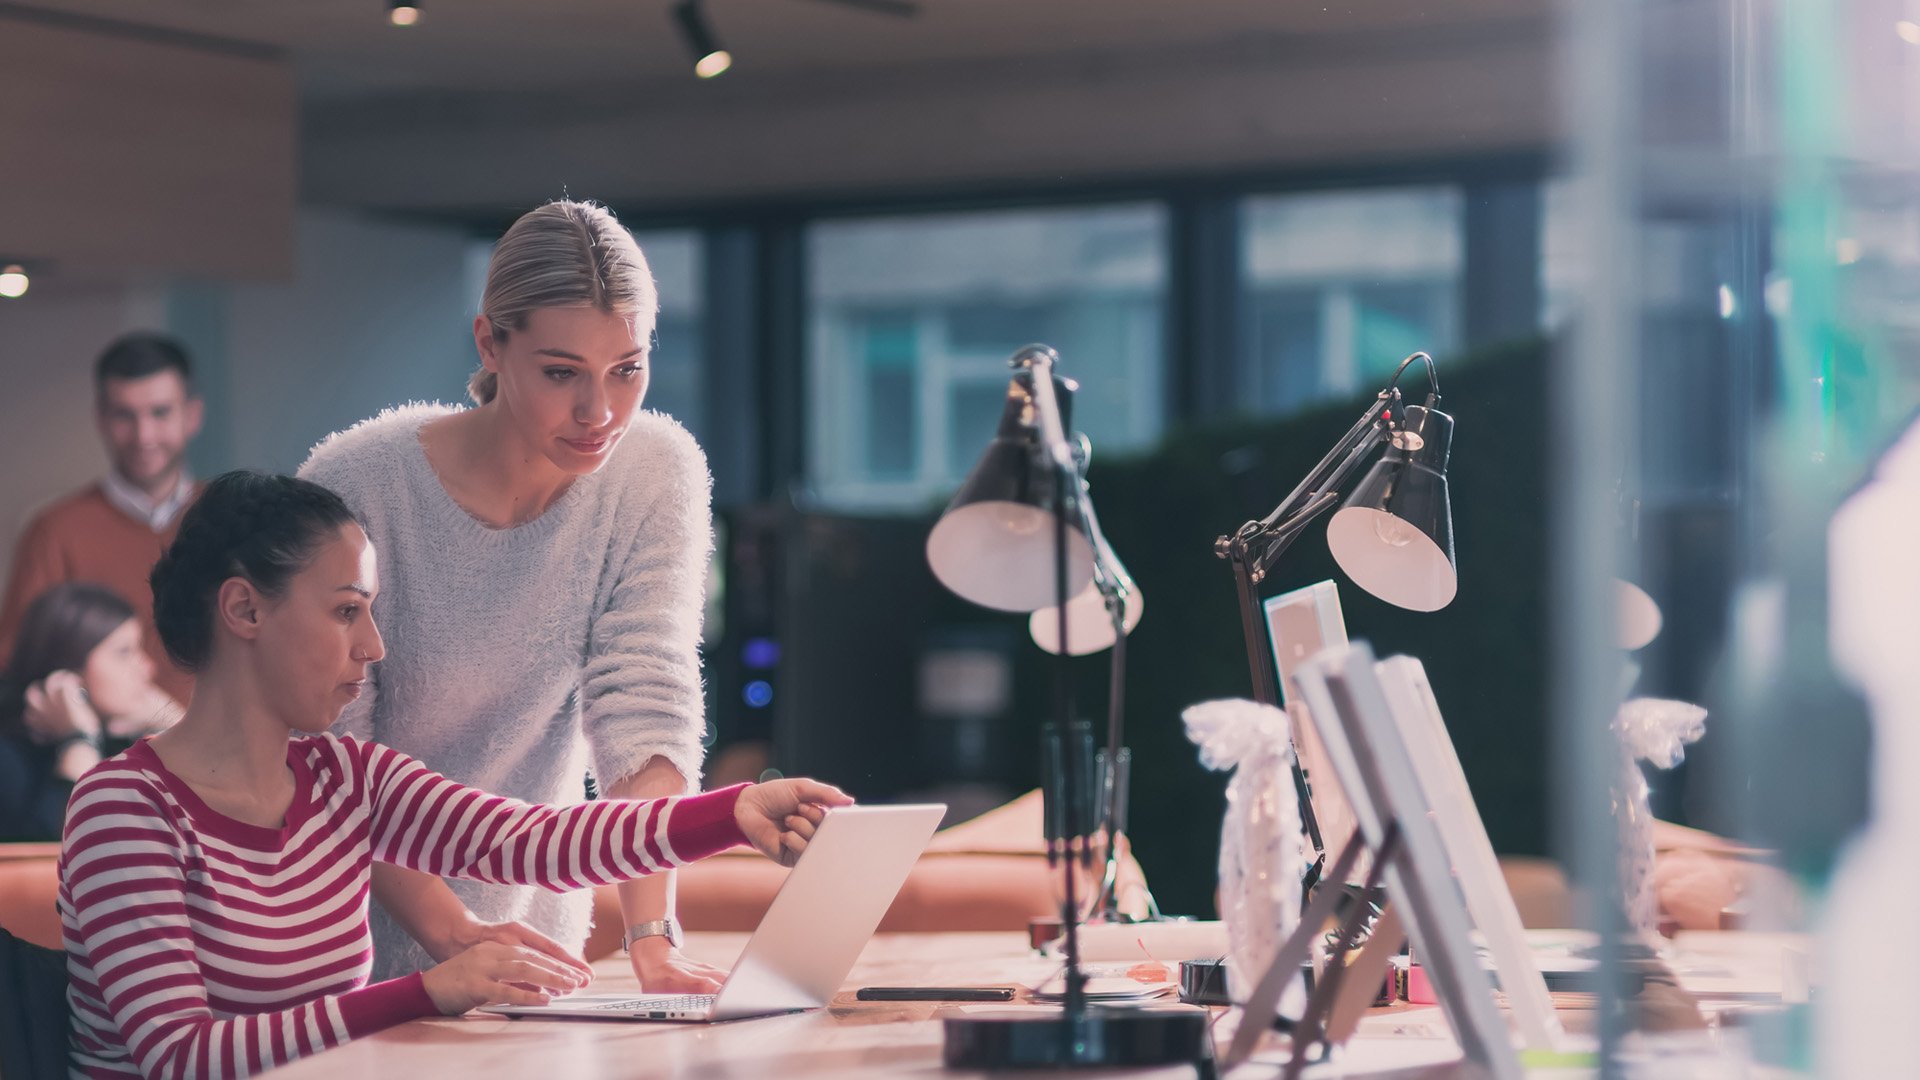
268,932,1209,1080
266,930,1797,1078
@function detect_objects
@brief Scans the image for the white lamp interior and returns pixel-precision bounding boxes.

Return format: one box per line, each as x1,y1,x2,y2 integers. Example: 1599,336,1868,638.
1615,578,1663,650
1029,580,1144,655
1325,506,1457,612
927,500,1094,612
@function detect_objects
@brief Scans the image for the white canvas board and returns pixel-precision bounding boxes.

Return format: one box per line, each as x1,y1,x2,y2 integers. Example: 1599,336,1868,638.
1375,655,1565,1053
1293,642,1524,1080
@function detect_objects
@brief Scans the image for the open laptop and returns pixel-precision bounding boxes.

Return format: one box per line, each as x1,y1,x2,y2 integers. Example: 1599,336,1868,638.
483,802,945,1023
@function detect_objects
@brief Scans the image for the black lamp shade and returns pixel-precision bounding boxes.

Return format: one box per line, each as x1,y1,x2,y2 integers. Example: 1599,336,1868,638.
1326,404,1457,612
927,371,1094,612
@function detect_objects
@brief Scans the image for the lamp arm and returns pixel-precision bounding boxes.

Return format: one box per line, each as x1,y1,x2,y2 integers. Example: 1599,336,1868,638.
1071,459,1134,607
1016,344,1092,1007
1207,351,1439,906
1211,389,1399,874
1213,394,1397,711
1250,401,1384,533
1061,434,1142,922
1257,490,1341,562
1249,427,1390,579
1221,395,1398,584
1015,345,1078,473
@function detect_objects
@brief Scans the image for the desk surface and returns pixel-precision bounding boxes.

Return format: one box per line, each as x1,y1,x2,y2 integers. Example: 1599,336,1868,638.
269,931,1209,1080
267,930,1795,1079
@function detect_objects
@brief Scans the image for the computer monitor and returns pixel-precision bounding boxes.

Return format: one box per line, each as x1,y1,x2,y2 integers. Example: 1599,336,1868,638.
1263,581,1365,883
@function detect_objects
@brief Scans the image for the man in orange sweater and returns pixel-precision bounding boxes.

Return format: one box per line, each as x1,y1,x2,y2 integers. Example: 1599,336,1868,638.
0,334,204,703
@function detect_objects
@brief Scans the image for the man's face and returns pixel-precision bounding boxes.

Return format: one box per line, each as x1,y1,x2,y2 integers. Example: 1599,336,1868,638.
96,371,202,493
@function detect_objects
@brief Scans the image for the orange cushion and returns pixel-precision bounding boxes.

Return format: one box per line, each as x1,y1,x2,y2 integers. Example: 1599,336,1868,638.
0,844,63,950
583,850,1064,961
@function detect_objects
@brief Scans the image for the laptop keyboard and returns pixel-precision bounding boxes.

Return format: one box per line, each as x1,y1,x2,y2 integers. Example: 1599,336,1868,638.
584,995,716,1012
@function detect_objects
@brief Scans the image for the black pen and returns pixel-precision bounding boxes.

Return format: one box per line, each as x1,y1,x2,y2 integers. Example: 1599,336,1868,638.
856,986,1017,1002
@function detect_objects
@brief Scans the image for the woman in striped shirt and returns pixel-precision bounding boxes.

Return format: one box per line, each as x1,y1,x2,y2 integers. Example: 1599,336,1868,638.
57,471,850,1079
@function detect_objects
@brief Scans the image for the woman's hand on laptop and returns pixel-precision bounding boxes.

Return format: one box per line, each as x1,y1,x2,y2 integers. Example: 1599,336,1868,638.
421,941,594,1015
735,779,855,867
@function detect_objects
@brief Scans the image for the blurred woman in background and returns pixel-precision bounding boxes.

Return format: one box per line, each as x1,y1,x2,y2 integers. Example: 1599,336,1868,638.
0,582,178,840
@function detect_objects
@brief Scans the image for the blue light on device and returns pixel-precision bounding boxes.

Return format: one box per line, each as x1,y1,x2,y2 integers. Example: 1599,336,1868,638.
743,680,774,708
743,637,781,669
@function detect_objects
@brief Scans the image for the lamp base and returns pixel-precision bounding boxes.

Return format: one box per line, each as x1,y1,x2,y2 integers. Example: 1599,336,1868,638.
941,1004,1214,1073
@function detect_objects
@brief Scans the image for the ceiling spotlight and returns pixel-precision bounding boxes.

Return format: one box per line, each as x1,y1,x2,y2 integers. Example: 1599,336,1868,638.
0,264,27,299
673,0,732,78
1899,19,1920,44
388,0,420,27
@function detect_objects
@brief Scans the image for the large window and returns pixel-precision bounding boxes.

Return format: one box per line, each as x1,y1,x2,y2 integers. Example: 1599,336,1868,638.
1542,178,1739,503
1539,177,1584,333
1241,187,1463,414
633,230,706,444
807,205,1168,510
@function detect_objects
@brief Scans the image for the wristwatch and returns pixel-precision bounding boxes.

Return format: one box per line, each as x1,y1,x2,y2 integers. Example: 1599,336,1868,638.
623,918,683,951
50,731,100,755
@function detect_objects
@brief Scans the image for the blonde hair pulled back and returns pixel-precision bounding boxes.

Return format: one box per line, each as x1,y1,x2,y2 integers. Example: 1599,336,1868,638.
471,199,658,404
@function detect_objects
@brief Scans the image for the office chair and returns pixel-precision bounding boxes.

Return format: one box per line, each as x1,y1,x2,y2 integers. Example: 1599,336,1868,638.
0,924,69,1080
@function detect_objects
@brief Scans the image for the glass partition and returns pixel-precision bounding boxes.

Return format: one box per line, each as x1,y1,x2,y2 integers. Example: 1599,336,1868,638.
1563,0,1920,1070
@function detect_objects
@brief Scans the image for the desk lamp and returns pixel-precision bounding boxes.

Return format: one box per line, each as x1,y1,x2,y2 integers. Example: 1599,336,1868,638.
1025,435,1146,923
1215,351,1457,894
931,345,1209,1071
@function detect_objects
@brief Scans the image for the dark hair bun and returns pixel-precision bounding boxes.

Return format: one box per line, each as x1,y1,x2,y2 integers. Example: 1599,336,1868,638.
150,471,359,671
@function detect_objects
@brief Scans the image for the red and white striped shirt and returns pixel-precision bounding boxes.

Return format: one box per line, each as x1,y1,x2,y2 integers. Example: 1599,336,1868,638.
58,734,747,1079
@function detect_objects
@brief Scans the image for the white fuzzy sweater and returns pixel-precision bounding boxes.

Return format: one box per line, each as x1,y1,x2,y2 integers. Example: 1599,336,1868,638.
298,403,712,979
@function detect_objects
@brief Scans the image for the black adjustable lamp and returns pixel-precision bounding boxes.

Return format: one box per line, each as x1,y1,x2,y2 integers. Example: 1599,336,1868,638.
926,364,1094,612
930,353,1144,922
1216,351,1457,894
931,345,1208,1071
1026,434,1147,923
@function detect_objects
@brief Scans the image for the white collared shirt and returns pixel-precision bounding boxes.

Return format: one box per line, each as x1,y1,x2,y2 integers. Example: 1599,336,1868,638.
101,468,194,533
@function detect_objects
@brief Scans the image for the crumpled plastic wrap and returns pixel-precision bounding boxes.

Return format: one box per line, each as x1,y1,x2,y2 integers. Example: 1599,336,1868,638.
1615,697,1708,769
1184,698,1304,1005
1611,697,1708,932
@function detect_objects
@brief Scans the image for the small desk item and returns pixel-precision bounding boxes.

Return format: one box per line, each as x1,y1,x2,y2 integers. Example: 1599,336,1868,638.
1030,964,1177,1003
857,987,1015,1002
483,804,944,1023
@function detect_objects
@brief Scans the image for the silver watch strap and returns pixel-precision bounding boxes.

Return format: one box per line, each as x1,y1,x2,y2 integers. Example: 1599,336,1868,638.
622,918,681,949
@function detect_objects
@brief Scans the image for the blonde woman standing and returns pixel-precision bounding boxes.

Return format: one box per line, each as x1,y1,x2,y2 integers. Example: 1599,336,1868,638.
299,200,725,994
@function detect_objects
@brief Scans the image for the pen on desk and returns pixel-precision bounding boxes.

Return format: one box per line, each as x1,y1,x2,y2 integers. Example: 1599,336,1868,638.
856,987,1017,1002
